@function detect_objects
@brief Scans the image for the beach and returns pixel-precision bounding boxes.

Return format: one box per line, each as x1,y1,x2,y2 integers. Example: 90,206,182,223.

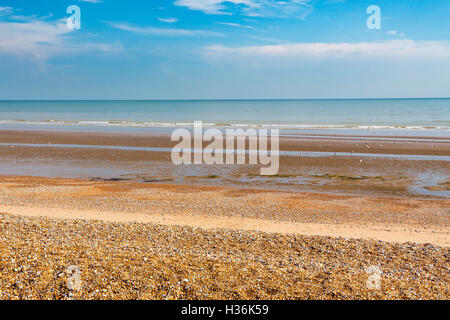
2,0,450,303
0,126,448,299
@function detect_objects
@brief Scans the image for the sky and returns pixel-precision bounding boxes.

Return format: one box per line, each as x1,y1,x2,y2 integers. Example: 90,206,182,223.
0,0,449,99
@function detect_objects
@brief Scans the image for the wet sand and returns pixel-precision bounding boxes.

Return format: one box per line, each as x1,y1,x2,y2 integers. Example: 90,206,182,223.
0,129,449,155
0,129,448,197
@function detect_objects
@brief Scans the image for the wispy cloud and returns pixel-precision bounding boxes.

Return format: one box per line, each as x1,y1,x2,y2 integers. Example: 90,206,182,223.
7,12,55,22
0,9,121,61
77,0,103,3
109,22,223,37
386,30,406,37
0,6,13,14
215,22,255,29
203,40,450,60
174,0,313,20
174,0,239,15
158,17,179,23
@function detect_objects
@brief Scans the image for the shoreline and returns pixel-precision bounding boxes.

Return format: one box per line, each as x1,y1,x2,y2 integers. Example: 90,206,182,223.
0,129,448,155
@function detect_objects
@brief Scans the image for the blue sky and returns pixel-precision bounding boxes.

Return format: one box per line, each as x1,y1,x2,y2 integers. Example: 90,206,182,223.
0,0,449,99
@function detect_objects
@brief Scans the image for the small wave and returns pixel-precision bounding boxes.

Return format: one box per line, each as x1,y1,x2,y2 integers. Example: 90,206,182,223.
0,119,449,131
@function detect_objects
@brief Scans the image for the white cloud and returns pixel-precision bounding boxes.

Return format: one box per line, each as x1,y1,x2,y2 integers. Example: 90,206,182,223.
387,30,406,37
0,20,70,60
215,22,255,29
109,22,222,37
77,0,103,3
386,30,398,35
174,0,313,19
203,40,450,60
0,6,13,14
0,12,121,60
174,0,246,14
158,17,179,23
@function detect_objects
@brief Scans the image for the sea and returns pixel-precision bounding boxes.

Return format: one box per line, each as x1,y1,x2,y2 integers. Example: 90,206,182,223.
0,99,449,137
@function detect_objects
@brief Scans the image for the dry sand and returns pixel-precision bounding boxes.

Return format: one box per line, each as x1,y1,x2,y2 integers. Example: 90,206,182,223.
1,205,448,247
0,175,448,246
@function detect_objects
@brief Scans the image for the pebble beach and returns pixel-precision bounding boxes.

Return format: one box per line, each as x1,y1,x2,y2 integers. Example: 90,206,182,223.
1,212,448,300
0,175,448,300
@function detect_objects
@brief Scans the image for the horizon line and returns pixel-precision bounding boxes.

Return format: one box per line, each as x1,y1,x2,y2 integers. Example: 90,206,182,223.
1,97,450,102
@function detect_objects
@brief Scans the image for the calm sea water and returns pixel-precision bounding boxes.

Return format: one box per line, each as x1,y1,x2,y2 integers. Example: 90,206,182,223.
0,99,449,133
